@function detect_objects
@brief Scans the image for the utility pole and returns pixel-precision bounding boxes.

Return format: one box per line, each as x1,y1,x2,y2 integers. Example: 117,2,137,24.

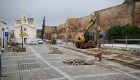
2,28,5,48
21,26,23,51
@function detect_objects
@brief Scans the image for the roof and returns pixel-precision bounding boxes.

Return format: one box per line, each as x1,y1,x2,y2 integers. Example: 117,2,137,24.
0,19,6,24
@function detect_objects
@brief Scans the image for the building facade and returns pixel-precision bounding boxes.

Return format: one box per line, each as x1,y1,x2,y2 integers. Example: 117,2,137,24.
0,19,8,48
14,13,36,43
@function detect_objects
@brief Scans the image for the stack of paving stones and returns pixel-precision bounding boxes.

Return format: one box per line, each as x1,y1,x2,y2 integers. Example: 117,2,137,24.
49,47,58,50
63,59,95,65
48,47,63,54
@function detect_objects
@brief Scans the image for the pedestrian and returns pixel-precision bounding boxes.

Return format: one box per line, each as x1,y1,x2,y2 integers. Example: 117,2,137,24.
73,39,75,47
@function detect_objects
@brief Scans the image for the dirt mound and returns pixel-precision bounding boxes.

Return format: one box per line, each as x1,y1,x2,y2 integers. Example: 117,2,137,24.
63,59,95,65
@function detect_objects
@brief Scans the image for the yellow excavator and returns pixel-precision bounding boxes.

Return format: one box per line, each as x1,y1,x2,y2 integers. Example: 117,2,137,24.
75,15,102,49
50,37,56,44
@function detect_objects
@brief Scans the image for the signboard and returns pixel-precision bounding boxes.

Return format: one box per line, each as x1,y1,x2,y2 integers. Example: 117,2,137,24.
19,34,24,37
5,32,8,37
19,26,24,37
102,32,105,37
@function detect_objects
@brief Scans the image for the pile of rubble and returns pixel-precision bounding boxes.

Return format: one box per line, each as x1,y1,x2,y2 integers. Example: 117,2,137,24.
63,59,95,65
48,50,63,54
49,47,58,50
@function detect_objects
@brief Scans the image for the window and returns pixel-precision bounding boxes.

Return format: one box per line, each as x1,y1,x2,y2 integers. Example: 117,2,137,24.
24,28,27,31
78,37,80,40
24,16,26,23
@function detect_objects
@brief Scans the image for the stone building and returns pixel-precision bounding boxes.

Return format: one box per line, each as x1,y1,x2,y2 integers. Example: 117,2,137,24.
14,13,36,43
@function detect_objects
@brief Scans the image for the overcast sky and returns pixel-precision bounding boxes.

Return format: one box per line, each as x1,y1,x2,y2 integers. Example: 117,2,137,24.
0,0,124,30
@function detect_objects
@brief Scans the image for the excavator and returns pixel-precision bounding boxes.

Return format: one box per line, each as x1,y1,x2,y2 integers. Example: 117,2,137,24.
75,14,102,49
50,37,56,44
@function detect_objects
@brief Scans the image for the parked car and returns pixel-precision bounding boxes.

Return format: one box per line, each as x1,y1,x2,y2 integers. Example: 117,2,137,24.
38,40,43,44
27,41,37,45
56,39,62,44
8,40,14,45
45,39,50,43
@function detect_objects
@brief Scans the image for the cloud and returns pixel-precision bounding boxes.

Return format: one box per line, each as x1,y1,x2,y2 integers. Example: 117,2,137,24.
0,0,124,30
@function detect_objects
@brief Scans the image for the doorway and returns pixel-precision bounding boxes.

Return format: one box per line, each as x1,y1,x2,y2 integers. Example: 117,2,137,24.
24,38,27,44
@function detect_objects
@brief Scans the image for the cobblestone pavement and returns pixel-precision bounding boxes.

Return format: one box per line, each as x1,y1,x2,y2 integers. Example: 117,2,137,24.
1,43,140,80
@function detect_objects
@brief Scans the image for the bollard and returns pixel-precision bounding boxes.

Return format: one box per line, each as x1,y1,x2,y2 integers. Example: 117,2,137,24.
0,51,6,77
0,53,2,76
99,55,102,61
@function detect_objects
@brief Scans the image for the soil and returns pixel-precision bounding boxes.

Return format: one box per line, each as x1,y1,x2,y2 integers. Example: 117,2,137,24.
132,60,140,64
130,73,140,78
113,55,134,61
87,49,102,53
103,52,113,55
131,52,140,56
107,59,140,70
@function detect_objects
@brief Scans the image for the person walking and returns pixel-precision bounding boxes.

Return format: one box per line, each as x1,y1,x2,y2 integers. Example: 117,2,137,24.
73,39,75,47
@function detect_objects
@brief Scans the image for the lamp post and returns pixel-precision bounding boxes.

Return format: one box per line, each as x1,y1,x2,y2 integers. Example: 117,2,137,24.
65,26,67,44
2,28,5,48
53,27,57,38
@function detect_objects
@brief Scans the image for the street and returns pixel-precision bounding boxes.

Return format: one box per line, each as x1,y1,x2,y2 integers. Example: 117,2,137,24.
1,43,140,80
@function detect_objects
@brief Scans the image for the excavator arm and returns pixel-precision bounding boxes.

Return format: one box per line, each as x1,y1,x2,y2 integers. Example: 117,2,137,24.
83,16,102,38
83,17,96,38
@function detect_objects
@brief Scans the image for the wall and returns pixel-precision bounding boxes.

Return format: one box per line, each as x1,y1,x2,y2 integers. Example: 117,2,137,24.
44,2,140,40
57,24,66,40
44,26,57,39
96,2,140,31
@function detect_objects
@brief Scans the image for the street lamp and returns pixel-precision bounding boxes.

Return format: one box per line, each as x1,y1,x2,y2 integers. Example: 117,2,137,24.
53,27,57,38
65,26,68,44
2,28,5,48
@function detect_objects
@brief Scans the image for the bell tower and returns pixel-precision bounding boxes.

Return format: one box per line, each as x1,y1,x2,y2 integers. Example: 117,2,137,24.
21,13,28,24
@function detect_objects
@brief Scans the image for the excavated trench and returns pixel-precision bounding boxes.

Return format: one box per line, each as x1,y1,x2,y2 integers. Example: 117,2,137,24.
63,46,140,70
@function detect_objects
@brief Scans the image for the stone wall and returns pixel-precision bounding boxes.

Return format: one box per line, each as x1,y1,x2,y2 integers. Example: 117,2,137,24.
78,14,93,32
96,2,140,31
44,2,140,40
133,2,140,27
57,24,66,40
44,26,57,39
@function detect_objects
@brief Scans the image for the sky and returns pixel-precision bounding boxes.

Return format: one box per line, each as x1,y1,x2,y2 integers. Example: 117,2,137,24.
0,0,124,30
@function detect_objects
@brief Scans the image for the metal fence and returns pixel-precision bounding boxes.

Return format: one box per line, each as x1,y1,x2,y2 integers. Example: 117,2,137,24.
102,36,140,52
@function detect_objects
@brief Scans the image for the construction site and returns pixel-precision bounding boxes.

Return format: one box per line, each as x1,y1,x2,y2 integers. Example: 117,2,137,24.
0,1,140,80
